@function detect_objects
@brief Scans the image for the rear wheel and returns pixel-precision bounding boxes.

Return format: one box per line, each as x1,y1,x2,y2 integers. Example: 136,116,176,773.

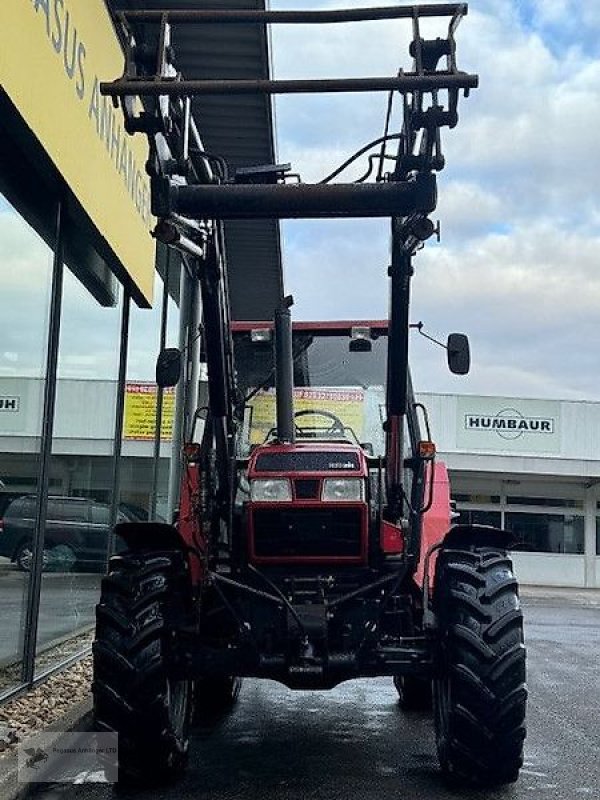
393,675,432,711
93,550,192,784
433,547,527,787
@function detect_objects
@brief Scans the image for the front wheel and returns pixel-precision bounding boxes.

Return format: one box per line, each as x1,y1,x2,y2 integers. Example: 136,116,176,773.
93,550,192,784
432,546,527,787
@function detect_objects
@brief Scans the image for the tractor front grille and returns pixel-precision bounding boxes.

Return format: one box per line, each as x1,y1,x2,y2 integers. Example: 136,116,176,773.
294,479,320,499
252,508,364,559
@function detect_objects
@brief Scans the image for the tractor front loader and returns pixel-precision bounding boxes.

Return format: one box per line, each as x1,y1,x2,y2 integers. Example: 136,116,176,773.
93,3,527,788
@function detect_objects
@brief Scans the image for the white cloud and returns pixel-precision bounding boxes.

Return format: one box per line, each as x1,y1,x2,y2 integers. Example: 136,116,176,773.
269,0,600,401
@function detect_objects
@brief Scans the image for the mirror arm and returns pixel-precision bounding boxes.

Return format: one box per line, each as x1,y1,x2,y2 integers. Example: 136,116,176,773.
409,321,447,350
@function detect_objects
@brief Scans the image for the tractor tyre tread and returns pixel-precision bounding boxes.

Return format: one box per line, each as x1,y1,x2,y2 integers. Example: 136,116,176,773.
92,550,191,784
433,546,527,788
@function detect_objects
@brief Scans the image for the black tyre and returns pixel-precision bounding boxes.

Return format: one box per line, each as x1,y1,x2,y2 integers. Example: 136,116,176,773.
393,675,432,711
14,540,51,572
92,551,192,784
193,676,243,721
433,547,527,787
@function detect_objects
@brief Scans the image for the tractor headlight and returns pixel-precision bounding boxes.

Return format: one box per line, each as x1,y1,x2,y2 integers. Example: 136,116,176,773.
250,479,292,502
322,478,364,502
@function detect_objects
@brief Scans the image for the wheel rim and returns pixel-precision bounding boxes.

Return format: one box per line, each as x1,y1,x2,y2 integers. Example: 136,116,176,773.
17,545,50,571
167,680,190,738
434,671,451,759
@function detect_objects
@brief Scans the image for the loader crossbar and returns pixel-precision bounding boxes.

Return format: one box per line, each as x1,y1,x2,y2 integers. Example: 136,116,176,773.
120,5,467,24
101,73,477,98
154,176,437,220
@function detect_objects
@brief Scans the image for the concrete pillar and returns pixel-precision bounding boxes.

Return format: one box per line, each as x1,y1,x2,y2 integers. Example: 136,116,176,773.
583,488,596,588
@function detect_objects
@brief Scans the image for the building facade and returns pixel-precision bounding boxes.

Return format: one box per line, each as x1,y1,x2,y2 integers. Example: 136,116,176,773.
0,0,190,700
422,392,600,589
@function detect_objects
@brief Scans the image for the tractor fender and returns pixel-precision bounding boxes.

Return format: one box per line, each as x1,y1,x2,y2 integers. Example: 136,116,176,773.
414,461,451,588
115,521,185,553
442,523,515,551
414,463,516,591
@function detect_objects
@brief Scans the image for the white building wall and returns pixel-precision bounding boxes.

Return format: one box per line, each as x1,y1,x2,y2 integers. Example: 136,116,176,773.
2,379,600,588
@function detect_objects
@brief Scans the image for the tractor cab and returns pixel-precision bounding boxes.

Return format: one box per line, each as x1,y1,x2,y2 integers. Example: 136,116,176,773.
233,319,403,567
232,319,389,459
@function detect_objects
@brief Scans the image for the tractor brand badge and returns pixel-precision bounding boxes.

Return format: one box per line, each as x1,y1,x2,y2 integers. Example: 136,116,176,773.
464,408,555,440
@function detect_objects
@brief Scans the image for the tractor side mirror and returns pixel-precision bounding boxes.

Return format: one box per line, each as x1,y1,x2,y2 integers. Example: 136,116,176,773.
156,348,182,388
447,333,470,375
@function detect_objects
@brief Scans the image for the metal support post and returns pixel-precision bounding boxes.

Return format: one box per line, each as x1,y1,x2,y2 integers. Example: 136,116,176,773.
21,200,65,685
167,265,193,521
150,251,171,520
107,292,130,556
385,219,414,520
184,274,201,442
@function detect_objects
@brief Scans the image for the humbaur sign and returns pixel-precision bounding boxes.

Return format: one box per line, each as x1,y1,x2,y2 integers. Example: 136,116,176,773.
465,410,554,437
455,396,561,453
0,396,20,412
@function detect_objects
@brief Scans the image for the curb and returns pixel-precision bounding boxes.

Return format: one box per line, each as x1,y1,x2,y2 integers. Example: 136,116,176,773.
519,585,600,606
0,698,92,800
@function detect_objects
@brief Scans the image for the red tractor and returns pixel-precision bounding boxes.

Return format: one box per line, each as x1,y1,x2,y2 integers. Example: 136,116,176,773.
93,3,526,788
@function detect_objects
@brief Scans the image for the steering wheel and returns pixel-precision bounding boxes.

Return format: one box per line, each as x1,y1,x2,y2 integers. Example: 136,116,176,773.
293,409,347,437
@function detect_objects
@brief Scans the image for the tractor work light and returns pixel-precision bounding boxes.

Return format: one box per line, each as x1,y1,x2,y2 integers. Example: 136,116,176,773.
250,478,292,502
250,328,272,343
322,478,364,502
418,440,436,460
349,326,372,352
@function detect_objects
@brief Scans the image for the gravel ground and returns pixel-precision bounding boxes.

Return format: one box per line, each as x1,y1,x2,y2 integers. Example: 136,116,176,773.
0,631,93,695
0,657,92,758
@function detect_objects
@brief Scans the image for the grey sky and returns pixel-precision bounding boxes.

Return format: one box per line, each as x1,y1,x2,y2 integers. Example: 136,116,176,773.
270,0,600,400
2,1,600,402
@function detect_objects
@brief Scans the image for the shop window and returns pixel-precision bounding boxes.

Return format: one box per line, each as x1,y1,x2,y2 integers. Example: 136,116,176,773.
453,494,501,504
506,496,582,509
505,512,584,554
456,509,501,528
120,270,180,523
0,193,52,695
35,266,122,677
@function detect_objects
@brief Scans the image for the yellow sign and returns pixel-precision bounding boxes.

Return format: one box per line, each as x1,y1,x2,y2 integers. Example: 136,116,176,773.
248,388,365,445
124,383,174,441
0,0,155,303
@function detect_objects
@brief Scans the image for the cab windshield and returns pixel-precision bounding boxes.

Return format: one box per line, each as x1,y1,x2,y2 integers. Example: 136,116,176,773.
233,324,388,457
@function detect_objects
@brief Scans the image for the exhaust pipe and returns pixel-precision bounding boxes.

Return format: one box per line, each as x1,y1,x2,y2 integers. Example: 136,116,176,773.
274,296,295,443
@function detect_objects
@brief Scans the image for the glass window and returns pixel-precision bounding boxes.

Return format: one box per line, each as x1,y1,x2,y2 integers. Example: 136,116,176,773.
35,264,122,677
59,500,90,523
505,512,584,554
234,325,387,456
0,193,52,695
453,493,501,504
457,509,501,528
120,271,179,523
91,504,110,525
506,496,582,509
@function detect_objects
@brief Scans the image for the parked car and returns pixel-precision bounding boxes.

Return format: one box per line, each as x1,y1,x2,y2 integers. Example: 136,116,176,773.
0,495,138,572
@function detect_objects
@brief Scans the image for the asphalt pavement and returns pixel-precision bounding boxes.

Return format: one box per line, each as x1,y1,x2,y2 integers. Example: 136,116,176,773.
13,591,600,800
